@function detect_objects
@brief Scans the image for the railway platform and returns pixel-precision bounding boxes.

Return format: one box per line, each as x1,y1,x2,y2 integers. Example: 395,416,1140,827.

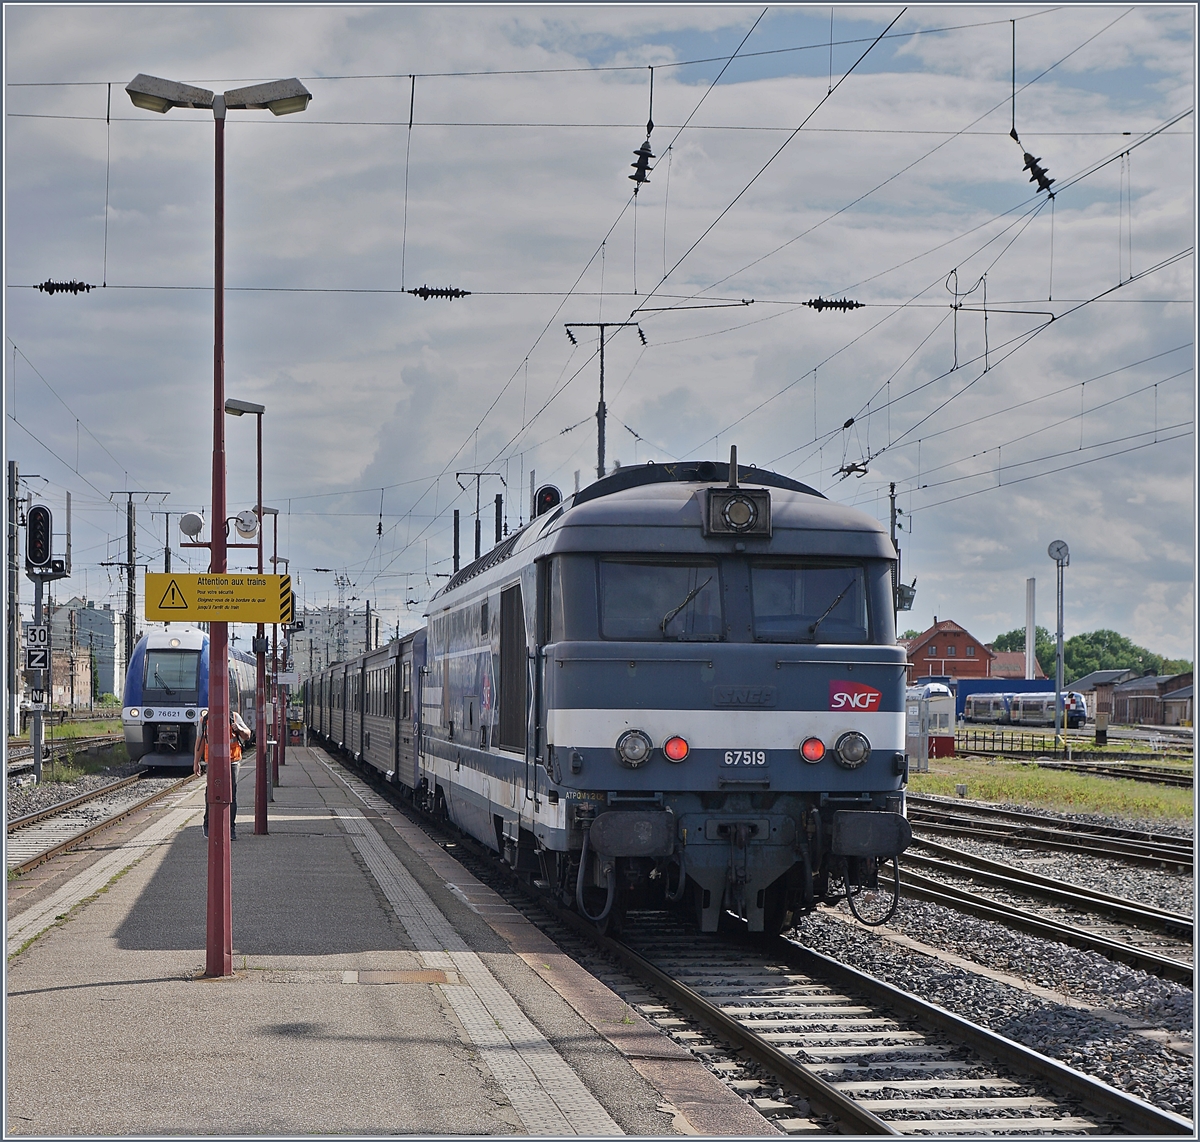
5,746,775,1137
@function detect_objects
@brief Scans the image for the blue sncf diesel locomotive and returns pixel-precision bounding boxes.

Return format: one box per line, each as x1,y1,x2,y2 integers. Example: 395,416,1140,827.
307,456,912,934
123,627,258,767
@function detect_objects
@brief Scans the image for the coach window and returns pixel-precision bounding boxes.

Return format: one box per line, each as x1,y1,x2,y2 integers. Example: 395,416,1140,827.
497,584,527,751
401,661,412,719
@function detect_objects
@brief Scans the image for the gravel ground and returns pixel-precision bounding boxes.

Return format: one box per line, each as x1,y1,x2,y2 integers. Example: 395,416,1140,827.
915,832,1194,917
792,904,1194,1118
6,759,144,818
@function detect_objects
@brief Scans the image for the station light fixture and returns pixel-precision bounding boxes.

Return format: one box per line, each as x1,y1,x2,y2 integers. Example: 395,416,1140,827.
224,398,266,416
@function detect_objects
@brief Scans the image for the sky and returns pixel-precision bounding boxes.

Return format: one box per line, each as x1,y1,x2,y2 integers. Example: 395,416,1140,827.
4,4,1196,664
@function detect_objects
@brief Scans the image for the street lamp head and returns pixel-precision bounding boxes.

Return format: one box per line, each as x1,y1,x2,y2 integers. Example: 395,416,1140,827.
224,397,266,416
257,506,280,518
234,510,260,539
179,511,205,538
223,78,312,116
126,74,215,113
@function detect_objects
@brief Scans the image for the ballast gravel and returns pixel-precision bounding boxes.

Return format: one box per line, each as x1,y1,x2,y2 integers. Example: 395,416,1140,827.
6,759,144,819
792,904,1194,1119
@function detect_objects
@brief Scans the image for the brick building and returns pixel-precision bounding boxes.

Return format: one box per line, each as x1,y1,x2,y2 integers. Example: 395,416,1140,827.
990,650,1046,680
904,619,994,684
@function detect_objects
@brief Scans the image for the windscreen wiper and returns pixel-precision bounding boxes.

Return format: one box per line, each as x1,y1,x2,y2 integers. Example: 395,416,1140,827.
154,667,175,695
808,578,856,639
661,576,713,633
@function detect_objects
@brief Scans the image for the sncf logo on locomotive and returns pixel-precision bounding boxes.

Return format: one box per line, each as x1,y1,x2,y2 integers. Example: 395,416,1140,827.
712,685,777,707
829,680,883,711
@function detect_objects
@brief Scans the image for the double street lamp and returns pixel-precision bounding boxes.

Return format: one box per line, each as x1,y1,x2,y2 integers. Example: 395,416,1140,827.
127,72,310,979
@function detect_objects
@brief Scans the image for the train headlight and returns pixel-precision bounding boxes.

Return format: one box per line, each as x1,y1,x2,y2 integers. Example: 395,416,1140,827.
186,709,196,718
663,735,689,762
800,737,825,763
834,731,871,769
129,708,140,719
616,730,652,767
721,495,759,532
144,709,155,719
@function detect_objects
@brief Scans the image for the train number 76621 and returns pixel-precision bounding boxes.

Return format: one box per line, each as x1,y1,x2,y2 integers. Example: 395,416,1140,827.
723,750,766,766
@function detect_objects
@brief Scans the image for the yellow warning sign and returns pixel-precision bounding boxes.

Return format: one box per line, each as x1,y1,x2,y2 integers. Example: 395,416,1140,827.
158,578,189,609
145,573,292,623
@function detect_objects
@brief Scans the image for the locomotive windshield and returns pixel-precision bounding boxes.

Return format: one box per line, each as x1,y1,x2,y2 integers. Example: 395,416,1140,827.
599,559,722,641
750,562,868,643
143,650,201,699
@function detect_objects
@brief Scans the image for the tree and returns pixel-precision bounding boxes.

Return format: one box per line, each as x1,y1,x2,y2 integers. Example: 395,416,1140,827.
990,626,1054,676
1061,630,1193,680
900,629,921,640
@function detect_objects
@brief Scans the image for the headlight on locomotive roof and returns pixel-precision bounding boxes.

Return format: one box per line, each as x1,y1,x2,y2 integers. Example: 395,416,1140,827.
616,729,652,767
721,495,758,531
800,737,825,763
663,735,689,762
834,731,871,769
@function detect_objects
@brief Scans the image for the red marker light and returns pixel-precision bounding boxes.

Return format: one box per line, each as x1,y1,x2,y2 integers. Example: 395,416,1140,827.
800,737,826,763
663,735,689,762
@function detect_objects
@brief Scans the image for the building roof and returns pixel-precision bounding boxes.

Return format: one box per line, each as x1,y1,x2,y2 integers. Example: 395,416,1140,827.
1162,685,1193,701
1068,668,1138,691
906,619,995,657
990,650,1046,679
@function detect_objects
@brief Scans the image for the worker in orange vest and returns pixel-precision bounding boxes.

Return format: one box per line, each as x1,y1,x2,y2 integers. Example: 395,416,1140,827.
193,708,251,840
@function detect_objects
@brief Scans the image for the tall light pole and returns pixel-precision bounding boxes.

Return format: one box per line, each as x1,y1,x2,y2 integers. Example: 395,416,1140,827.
1047,540,1069,750
260,507,280,786
127,72,311,979
226,399,268,832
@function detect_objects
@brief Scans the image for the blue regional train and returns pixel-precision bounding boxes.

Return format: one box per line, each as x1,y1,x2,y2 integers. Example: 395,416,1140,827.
307,458,913,934
122,627,258,766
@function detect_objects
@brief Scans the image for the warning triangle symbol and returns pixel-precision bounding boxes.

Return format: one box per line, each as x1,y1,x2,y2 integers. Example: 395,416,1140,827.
158,578,189,610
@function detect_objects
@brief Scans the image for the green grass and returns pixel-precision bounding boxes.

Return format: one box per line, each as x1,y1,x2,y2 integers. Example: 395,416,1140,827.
910,755,1193,822
40,741,130,783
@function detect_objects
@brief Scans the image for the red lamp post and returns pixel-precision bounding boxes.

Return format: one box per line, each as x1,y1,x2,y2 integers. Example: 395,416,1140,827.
126,72,311,978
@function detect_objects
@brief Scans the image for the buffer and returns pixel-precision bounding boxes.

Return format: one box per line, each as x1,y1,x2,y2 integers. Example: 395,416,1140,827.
158,578,190,610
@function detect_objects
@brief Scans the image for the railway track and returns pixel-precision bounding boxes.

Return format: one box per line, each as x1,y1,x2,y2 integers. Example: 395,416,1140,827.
6,774,196,875
907,795,1193,870
1031,759,1193,788
6,734,125,774
320,749,1192,1136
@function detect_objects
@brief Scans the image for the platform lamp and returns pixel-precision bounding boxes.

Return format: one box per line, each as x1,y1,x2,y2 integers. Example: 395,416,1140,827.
225,398,270,831
127,72,311,980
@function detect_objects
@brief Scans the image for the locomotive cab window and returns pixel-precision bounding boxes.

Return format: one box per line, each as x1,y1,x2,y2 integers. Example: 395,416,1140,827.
144,650,201,701
750,562,868,643
599,559,722,641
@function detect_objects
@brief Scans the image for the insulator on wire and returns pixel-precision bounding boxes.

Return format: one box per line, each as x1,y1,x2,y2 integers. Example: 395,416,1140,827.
38,279,94,295
637,327,648,346
804,296,863,312
565,327,578,345
629,140,654,191
407,285,470,300
1022,152,1055,195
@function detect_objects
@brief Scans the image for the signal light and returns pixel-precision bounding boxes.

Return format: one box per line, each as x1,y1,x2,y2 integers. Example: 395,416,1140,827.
629,140,654,191
663,735,689,762
534,484,562,517
26,505,52,570
800,737,826,763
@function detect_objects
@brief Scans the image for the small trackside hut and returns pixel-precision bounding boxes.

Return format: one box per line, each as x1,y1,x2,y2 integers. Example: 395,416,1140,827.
307,456,912,934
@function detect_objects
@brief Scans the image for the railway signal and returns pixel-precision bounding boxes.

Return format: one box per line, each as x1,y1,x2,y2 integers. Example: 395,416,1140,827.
26,505,52,571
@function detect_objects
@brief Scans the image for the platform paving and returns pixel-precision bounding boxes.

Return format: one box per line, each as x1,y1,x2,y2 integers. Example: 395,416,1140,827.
6,746,774,1136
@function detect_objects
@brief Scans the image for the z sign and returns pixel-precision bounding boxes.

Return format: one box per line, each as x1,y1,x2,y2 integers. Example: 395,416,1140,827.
829,680,882,712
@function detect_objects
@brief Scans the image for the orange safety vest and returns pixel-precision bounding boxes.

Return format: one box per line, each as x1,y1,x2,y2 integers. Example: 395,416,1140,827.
200,714,243,763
